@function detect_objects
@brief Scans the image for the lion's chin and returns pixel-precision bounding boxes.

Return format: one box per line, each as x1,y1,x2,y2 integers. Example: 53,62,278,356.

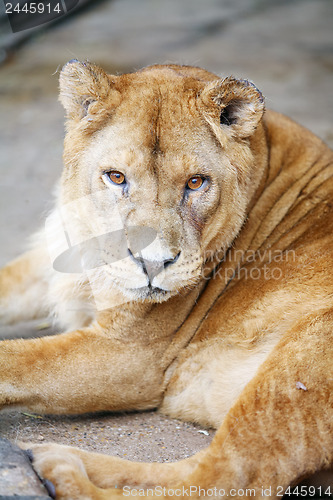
122,285,175,303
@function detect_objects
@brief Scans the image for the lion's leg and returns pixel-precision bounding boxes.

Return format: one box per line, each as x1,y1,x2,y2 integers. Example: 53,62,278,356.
24,309,333,500
0,328,163,414
0,247,50,325
23,442,204,497
178,308,333,498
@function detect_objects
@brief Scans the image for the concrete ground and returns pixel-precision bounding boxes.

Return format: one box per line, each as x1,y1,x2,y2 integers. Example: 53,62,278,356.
0,0,332,491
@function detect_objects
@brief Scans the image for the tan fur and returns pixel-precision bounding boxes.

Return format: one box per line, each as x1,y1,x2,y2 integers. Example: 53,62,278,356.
1,62,333,499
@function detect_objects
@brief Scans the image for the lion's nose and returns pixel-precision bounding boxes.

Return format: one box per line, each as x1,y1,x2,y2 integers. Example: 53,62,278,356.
129,252,180,283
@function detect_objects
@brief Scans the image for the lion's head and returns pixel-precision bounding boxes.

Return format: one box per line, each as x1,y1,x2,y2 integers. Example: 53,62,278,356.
54,61,266,304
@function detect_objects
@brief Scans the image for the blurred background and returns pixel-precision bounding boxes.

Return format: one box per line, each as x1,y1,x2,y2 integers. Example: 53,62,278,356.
0,0,332,471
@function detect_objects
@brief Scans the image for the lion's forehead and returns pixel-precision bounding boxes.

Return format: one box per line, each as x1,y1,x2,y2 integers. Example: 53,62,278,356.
82,70,221,184
110,72,206,148
117,66,210,98
91,123,215,185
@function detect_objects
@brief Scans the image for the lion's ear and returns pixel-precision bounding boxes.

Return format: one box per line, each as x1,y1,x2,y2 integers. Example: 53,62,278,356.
201,77,265,138
59,60,116,120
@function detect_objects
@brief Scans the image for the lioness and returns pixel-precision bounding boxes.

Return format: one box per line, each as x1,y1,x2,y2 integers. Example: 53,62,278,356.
0,61,332,499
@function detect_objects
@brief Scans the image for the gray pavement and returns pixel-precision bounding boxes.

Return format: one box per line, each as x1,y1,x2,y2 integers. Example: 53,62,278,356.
0,0,332,493
0,438,49,498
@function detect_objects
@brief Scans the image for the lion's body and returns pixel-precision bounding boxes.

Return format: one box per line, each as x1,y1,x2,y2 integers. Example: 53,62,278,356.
0,63,332,499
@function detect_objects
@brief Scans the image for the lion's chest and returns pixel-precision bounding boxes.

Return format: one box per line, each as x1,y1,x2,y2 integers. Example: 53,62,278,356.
159,338,277,429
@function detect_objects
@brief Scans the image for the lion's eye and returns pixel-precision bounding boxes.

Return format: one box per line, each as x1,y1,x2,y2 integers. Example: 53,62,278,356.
106,171,126,185
186,175,205,191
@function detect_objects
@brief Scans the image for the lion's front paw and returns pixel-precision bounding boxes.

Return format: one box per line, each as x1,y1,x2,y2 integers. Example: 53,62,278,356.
20,442,100,500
